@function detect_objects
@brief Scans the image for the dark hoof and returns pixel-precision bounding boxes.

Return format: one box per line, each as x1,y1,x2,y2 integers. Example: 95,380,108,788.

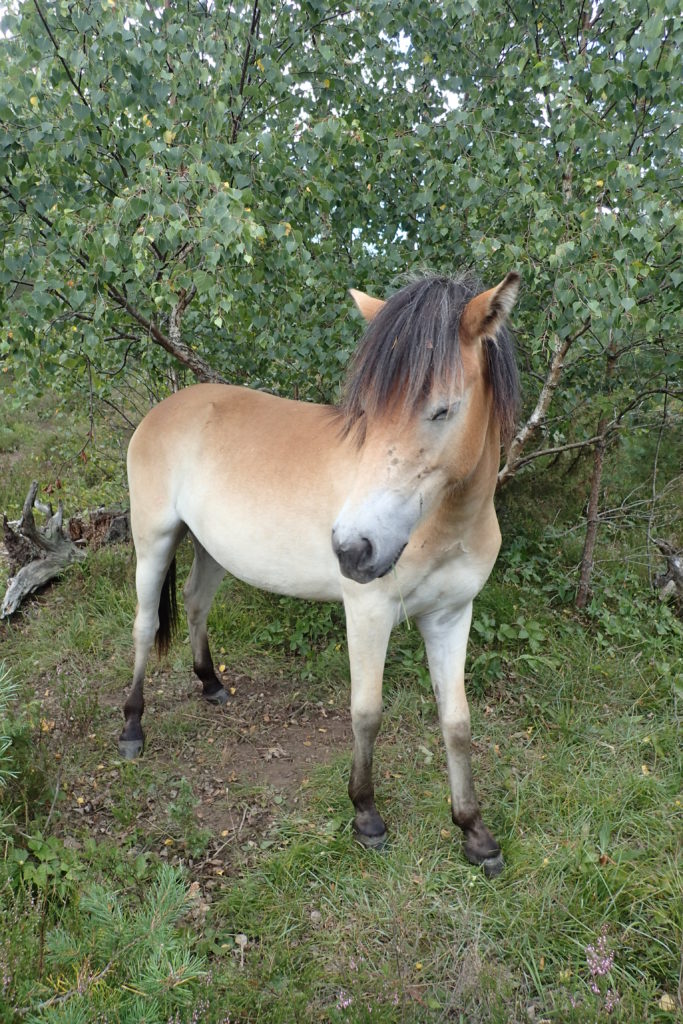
203,686,229,706
354,829,388,851
481,853,505,878
118,738,144,759
462,818,501,870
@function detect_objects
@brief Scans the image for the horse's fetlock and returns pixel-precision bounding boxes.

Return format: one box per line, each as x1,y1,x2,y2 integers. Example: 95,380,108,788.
348,772,374,808
451,804,481,832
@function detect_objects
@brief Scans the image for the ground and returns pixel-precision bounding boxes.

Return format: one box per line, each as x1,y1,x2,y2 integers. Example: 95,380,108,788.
36,644,353,885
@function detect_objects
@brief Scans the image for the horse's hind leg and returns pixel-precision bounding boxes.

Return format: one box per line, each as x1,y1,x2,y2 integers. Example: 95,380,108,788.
418,604,503,878
344,595,394,849
119,528,184,759
183,536,228,704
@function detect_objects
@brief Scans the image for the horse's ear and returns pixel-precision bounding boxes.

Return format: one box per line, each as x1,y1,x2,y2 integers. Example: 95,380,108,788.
349,288,386,323
460,272,520,343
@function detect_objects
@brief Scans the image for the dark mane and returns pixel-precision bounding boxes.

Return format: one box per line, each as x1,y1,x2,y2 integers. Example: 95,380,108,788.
340,273,520,444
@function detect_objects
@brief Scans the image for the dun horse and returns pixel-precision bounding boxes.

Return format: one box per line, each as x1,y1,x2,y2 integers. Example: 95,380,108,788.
121,271,520,877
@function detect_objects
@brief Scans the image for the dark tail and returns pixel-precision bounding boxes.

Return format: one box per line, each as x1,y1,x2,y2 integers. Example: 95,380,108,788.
156,556,179,658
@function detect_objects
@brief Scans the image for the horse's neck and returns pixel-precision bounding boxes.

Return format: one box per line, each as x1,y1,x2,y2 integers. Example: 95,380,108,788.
438,418,501,534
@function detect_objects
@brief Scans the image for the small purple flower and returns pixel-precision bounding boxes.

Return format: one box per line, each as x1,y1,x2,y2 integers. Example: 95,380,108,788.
605,989,620,1013
586,928,614,978
336,989,353,1010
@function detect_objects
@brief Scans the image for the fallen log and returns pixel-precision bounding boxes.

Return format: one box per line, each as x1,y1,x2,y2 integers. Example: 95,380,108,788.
1,482,130,618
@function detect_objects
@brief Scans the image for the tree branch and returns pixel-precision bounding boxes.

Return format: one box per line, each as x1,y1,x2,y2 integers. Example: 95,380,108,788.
500,383,680,481
507,432,610,471
33,0,90,108
105,284,225,384
230,0,261,144
497,318,591,486
32,0,129,179
646,384,668,587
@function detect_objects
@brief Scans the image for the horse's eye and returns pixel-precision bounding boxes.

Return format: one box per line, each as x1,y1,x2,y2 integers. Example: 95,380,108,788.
430,406,450,422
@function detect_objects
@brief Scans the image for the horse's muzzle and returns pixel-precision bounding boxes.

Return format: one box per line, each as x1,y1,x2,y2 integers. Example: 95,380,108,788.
332,532,406,584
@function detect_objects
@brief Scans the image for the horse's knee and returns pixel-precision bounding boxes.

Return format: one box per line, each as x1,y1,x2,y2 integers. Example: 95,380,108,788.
351,704,382,743
441,714,471,752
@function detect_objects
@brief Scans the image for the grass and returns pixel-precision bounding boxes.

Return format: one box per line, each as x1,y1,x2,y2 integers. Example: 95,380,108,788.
0,394,681,1022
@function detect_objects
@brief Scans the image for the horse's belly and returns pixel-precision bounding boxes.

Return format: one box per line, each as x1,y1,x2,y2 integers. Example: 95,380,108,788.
178,492,343,602
221,545,343,602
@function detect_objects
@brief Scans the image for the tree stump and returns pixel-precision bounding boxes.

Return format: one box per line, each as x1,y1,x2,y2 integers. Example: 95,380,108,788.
653,539,683,617
1,482,129,618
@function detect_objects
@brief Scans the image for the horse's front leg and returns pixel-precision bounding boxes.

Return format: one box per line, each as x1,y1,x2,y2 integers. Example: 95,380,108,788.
418,604,504,877
344,594,394,849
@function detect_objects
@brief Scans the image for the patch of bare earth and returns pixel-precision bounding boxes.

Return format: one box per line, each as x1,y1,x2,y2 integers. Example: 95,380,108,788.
37,663,351,891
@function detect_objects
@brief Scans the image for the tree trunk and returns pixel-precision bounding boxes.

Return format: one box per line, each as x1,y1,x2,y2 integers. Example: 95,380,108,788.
575,335,618,608
498,320,591,487
575,426,608,609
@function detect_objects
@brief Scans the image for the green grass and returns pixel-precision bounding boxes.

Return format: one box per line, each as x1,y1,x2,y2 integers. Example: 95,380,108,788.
0,396,681,1022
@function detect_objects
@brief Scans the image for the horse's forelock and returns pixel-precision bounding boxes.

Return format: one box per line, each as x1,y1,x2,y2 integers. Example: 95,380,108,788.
341,273,518,441
341,275,472,429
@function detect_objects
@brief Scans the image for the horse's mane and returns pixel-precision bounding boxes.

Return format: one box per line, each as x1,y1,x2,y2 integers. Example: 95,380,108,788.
340,273,519,445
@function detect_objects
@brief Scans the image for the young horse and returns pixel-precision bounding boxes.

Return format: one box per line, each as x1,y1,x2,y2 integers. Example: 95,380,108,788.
120,271,520,877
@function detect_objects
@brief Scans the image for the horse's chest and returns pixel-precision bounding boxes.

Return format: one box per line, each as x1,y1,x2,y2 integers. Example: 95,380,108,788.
403,544,494,618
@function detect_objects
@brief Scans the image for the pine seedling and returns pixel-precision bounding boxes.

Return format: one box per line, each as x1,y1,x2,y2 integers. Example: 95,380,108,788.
27,866,207,1023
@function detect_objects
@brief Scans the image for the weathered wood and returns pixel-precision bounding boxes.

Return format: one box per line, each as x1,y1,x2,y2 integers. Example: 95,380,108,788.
653,539,683,615
68,506,131,548
1,482,129,618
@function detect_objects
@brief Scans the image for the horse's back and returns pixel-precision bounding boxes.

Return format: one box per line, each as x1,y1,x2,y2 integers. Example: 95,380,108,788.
128,383,343,491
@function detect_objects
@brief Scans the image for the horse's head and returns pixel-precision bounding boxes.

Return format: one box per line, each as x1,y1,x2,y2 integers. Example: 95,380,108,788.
332,272,520,584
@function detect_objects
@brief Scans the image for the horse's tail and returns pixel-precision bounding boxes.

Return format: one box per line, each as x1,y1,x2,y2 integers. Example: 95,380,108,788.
155,556,179,658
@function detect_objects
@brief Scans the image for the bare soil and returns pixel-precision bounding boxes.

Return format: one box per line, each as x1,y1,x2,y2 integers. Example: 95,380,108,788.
36,661,352,889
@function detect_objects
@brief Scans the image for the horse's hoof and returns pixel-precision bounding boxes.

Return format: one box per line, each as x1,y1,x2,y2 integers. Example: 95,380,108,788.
118,738,144,760
481,852,505,878
354,829,388,851
203,687,229,706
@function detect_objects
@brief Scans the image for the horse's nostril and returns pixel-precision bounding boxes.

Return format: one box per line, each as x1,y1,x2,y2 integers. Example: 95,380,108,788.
358,537,373,568
333,535,376,579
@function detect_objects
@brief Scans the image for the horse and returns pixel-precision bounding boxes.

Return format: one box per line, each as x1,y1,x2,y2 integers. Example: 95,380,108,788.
120,270,520,878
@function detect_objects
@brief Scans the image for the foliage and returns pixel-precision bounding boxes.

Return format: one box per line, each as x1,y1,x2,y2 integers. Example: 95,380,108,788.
8,833,86,900
0,0,680,467
167,778,213,859
0,661,18,791
253,595,345,676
